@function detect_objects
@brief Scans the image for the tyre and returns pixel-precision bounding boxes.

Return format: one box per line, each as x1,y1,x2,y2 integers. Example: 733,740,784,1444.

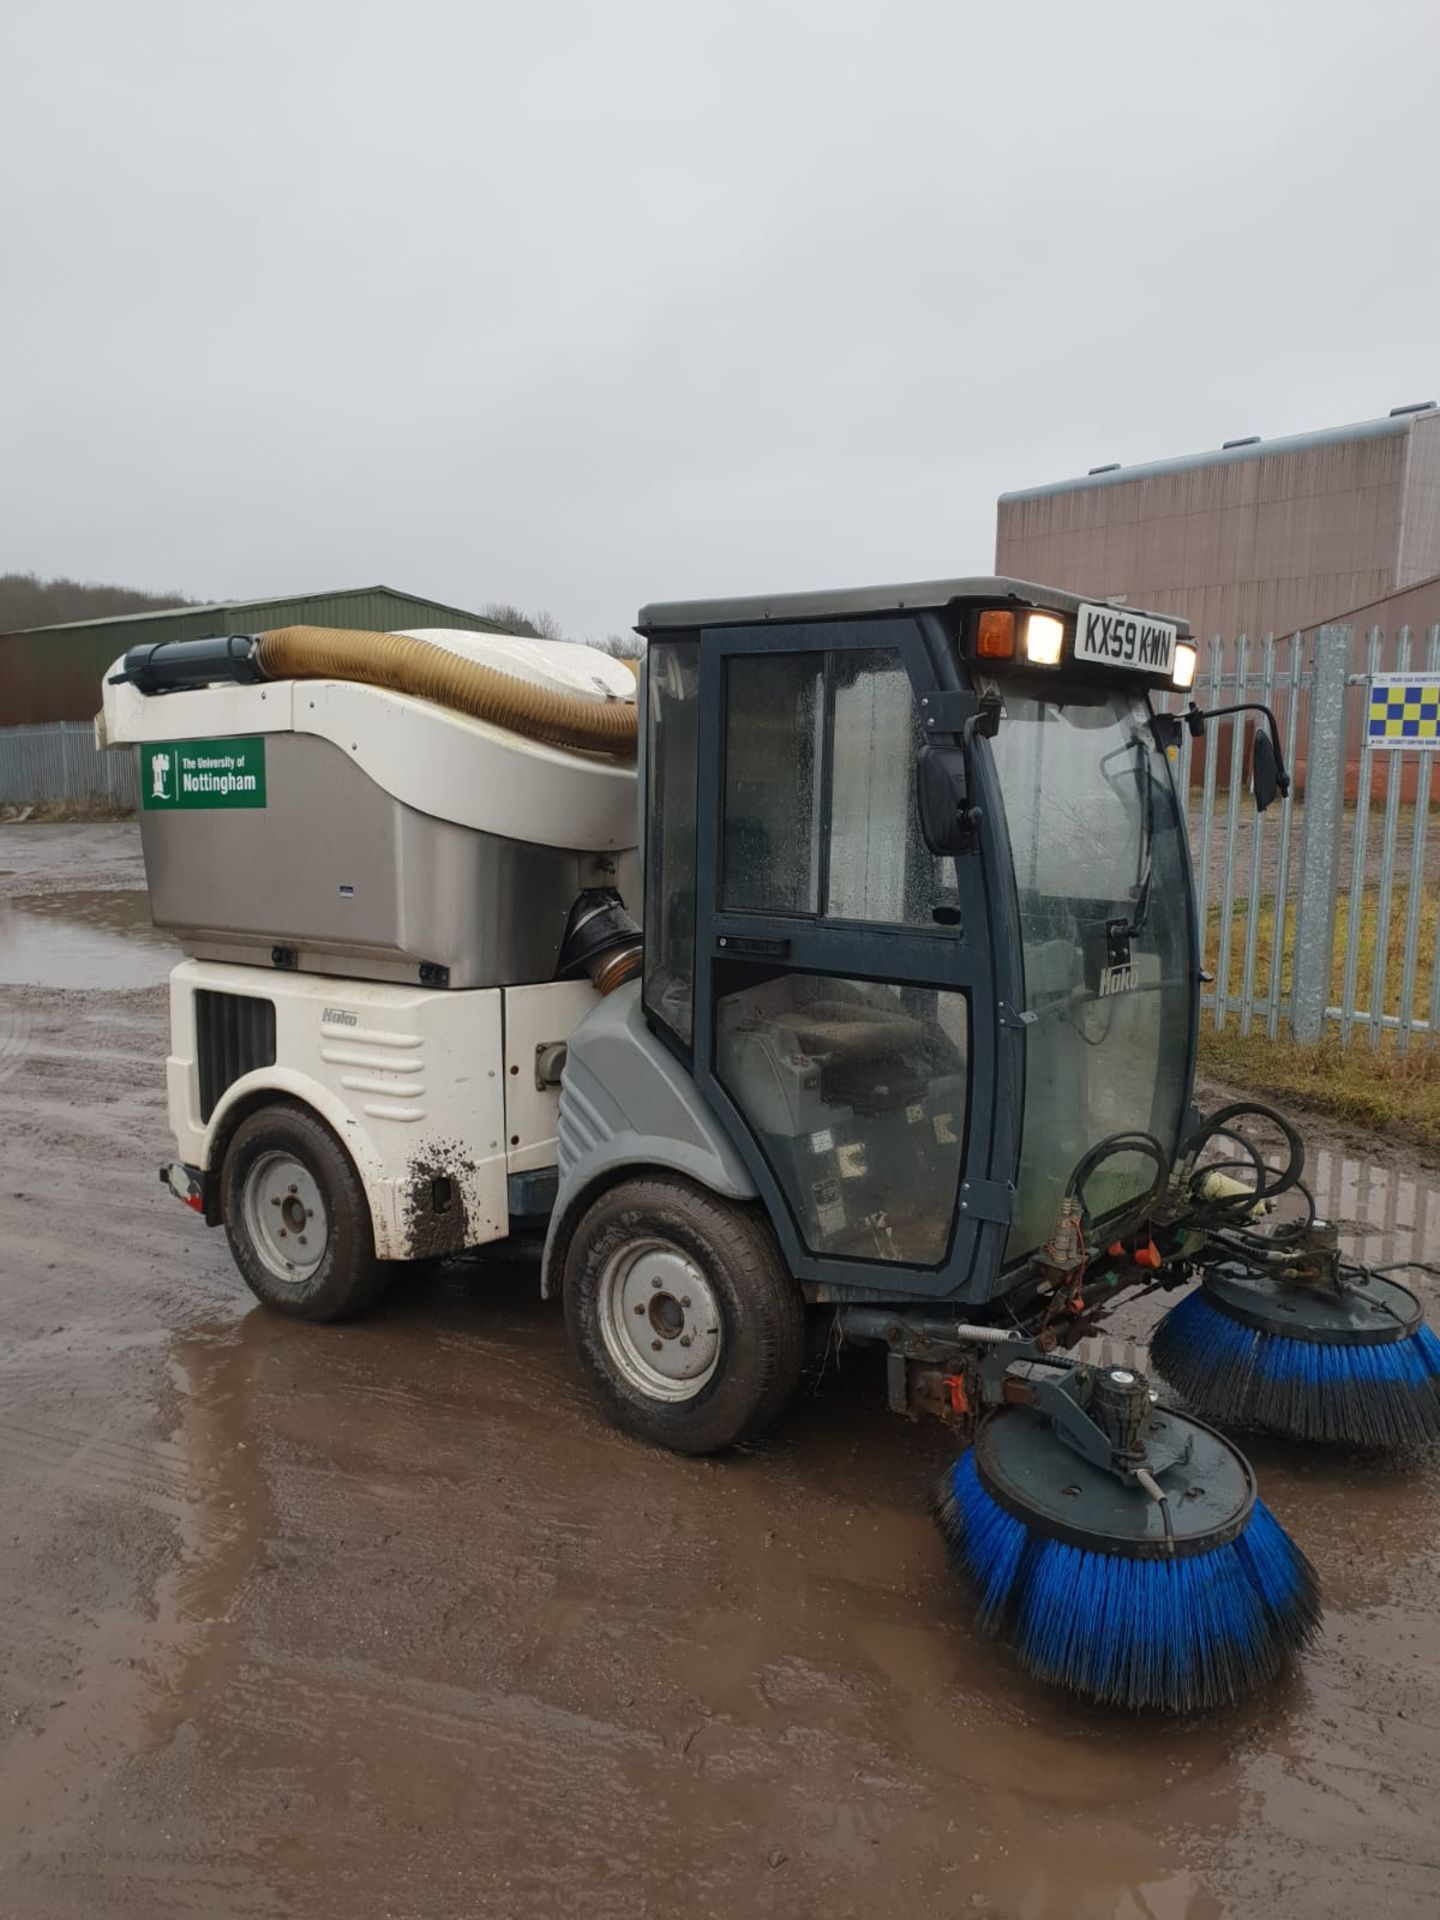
563,1175,805,1454
221,1103,389,1322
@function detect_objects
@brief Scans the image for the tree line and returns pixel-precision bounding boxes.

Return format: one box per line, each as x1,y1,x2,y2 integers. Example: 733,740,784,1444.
0,572,195,633
481,603,641,657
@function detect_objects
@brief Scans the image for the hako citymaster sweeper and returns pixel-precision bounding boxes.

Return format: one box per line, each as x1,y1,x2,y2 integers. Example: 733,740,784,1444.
101,582,1440,1712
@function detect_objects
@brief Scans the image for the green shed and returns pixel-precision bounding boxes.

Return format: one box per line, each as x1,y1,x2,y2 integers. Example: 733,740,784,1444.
0,584,514,725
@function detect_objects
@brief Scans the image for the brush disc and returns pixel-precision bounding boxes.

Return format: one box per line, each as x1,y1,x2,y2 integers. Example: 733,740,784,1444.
1152,1270,1440,1447
937,1405,1320,1711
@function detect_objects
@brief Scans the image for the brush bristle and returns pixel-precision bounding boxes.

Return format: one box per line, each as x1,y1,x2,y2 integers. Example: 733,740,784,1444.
937,1449,1320,1712
1152,1289,1440,1447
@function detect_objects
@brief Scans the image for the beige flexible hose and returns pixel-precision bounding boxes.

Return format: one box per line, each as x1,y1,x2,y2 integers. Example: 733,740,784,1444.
257,624,637,757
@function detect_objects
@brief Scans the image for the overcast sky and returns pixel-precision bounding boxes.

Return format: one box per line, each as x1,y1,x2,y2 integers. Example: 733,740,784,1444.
3,0,1438,637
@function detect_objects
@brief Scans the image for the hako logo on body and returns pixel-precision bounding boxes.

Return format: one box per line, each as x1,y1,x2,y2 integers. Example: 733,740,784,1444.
140,737,267,811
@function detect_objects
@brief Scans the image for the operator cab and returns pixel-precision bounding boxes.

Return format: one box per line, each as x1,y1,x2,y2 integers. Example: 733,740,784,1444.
637,578,1199,1307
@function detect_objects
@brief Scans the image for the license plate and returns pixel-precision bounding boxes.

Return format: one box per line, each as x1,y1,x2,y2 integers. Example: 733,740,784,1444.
1074,603,1178,678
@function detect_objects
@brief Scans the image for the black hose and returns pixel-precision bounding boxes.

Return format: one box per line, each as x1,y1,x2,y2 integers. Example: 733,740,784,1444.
1064,1130,1169,1238
1179,1101,1305,1230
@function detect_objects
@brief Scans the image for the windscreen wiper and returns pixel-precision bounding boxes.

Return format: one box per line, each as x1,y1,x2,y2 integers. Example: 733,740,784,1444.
1123,742,1157,938
1098,734,1157,947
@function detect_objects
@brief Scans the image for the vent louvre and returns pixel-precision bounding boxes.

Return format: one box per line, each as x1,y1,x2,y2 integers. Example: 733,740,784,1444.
196,990,277,1122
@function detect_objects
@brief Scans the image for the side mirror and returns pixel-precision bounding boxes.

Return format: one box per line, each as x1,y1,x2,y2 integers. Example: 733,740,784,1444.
1252,728,1280,812
918,746,975,854
1180,699,1292,812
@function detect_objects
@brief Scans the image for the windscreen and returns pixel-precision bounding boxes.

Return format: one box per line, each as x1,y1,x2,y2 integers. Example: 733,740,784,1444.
989,684,1194,1263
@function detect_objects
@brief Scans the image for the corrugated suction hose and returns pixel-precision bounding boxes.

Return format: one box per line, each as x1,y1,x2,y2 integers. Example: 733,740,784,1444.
256,625,636,757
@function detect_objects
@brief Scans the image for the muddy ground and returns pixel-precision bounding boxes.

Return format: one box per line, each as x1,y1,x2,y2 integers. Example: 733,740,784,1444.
1,823,1439,1919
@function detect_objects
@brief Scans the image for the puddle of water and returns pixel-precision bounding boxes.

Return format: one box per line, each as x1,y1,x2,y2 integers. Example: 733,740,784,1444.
0,889,175,989
1188,1122,1438,1273
1309,1146,1440,1272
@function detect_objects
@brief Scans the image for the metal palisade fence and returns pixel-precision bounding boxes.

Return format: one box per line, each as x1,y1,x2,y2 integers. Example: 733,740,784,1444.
2,633,1437,1057
0,722,138,810
1162,623,1440,1051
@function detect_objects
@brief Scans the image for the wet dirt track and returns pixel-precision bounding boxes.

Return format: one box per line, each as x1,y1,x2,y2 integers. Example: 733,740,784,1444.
2,824,1440,1919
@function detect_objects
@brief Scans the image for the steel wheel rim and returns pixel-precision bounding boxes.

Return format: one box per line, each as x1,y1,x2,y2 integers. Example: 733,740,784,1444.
242,1151,329,1286
597,1237,722,1402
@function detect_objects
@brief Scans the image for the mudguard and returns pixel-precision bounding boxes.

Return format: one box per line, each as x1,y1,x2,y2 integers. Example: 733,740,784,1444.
541,982,755,1297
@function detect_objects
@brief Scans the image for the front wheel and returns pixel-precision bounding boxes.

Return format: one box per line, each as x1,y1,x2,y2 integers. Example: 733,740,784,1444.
221,1103,389,1322
563,1176,805,1455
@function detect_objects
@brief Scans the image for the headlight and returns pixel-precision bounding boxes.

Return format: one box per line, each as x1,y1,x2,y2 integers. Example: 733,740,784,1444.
1023,613,1065,666
1172,642,1198,690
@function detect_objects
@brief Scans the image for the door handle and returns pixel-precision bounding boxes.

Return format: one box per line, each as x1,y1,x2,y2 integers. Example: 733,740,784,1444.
716,935,791,958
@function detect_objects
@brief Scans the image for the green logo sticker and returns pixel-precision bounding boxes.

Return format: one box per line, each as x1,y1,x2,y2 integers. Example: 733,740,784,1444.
141,737,267,810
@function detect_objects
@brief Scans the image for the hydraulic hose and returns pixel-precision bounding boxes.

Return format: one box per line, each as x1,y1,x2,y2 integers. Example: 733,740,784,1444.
1177,1102,1305,1232
1066,1131,1169,1221
255,625,637,758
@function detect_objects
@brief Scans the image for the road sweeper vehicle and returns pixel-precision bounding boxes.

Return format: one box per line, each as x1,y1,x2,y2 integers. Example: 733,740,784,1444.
102,580,1440,1713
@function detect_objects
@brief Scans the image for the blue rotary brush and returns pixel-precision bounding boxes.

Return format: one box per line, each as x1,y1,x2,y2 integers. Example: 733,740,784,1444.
937,1389,1320,1713
1152,1265,1440,1449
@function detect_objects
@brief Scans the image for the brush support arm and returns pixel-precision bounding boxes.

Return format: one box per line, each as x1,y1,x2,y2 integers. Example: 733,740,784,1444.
837,1311,1197,1490
1003,1364,1193,1485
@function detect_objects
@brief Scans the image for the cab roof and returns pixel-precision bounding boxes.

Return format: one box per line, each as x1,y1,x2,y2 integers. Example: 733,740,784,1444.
636,575,1190,637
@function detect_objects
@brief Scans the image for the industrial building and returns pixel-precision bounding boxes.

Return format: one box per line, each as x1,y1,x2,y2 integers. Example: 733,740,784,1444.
995,403,1440,645
0,584,511,726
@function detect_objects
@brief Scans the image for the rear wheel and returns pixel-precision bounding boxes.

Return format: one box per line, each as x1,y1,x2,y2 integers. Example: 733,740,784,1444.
563,1175,805,1454
222,1103,389,1322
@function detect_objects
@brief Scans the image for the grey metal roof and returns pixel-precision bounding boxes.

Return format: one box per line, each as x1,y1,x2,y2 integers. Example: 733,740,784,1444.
8,583,505,636
999,409,1435,507
638,574,1190,636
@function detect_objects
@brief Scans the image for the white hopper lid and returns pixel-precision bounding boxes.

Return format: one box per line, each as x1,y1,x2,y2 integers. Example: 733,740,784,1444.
400,629,636,705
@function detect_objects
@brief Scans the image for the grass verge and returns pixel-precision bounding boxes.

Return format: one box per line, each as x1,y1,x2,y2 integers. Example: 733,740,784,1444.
1198,1027,1440,1152
0,800,135,824
1201,886,1440,1153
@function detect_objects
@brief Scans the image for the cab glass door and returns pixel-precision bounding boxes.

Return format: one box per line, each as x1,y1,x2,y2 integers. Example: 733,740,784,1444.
693,621,998,1295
